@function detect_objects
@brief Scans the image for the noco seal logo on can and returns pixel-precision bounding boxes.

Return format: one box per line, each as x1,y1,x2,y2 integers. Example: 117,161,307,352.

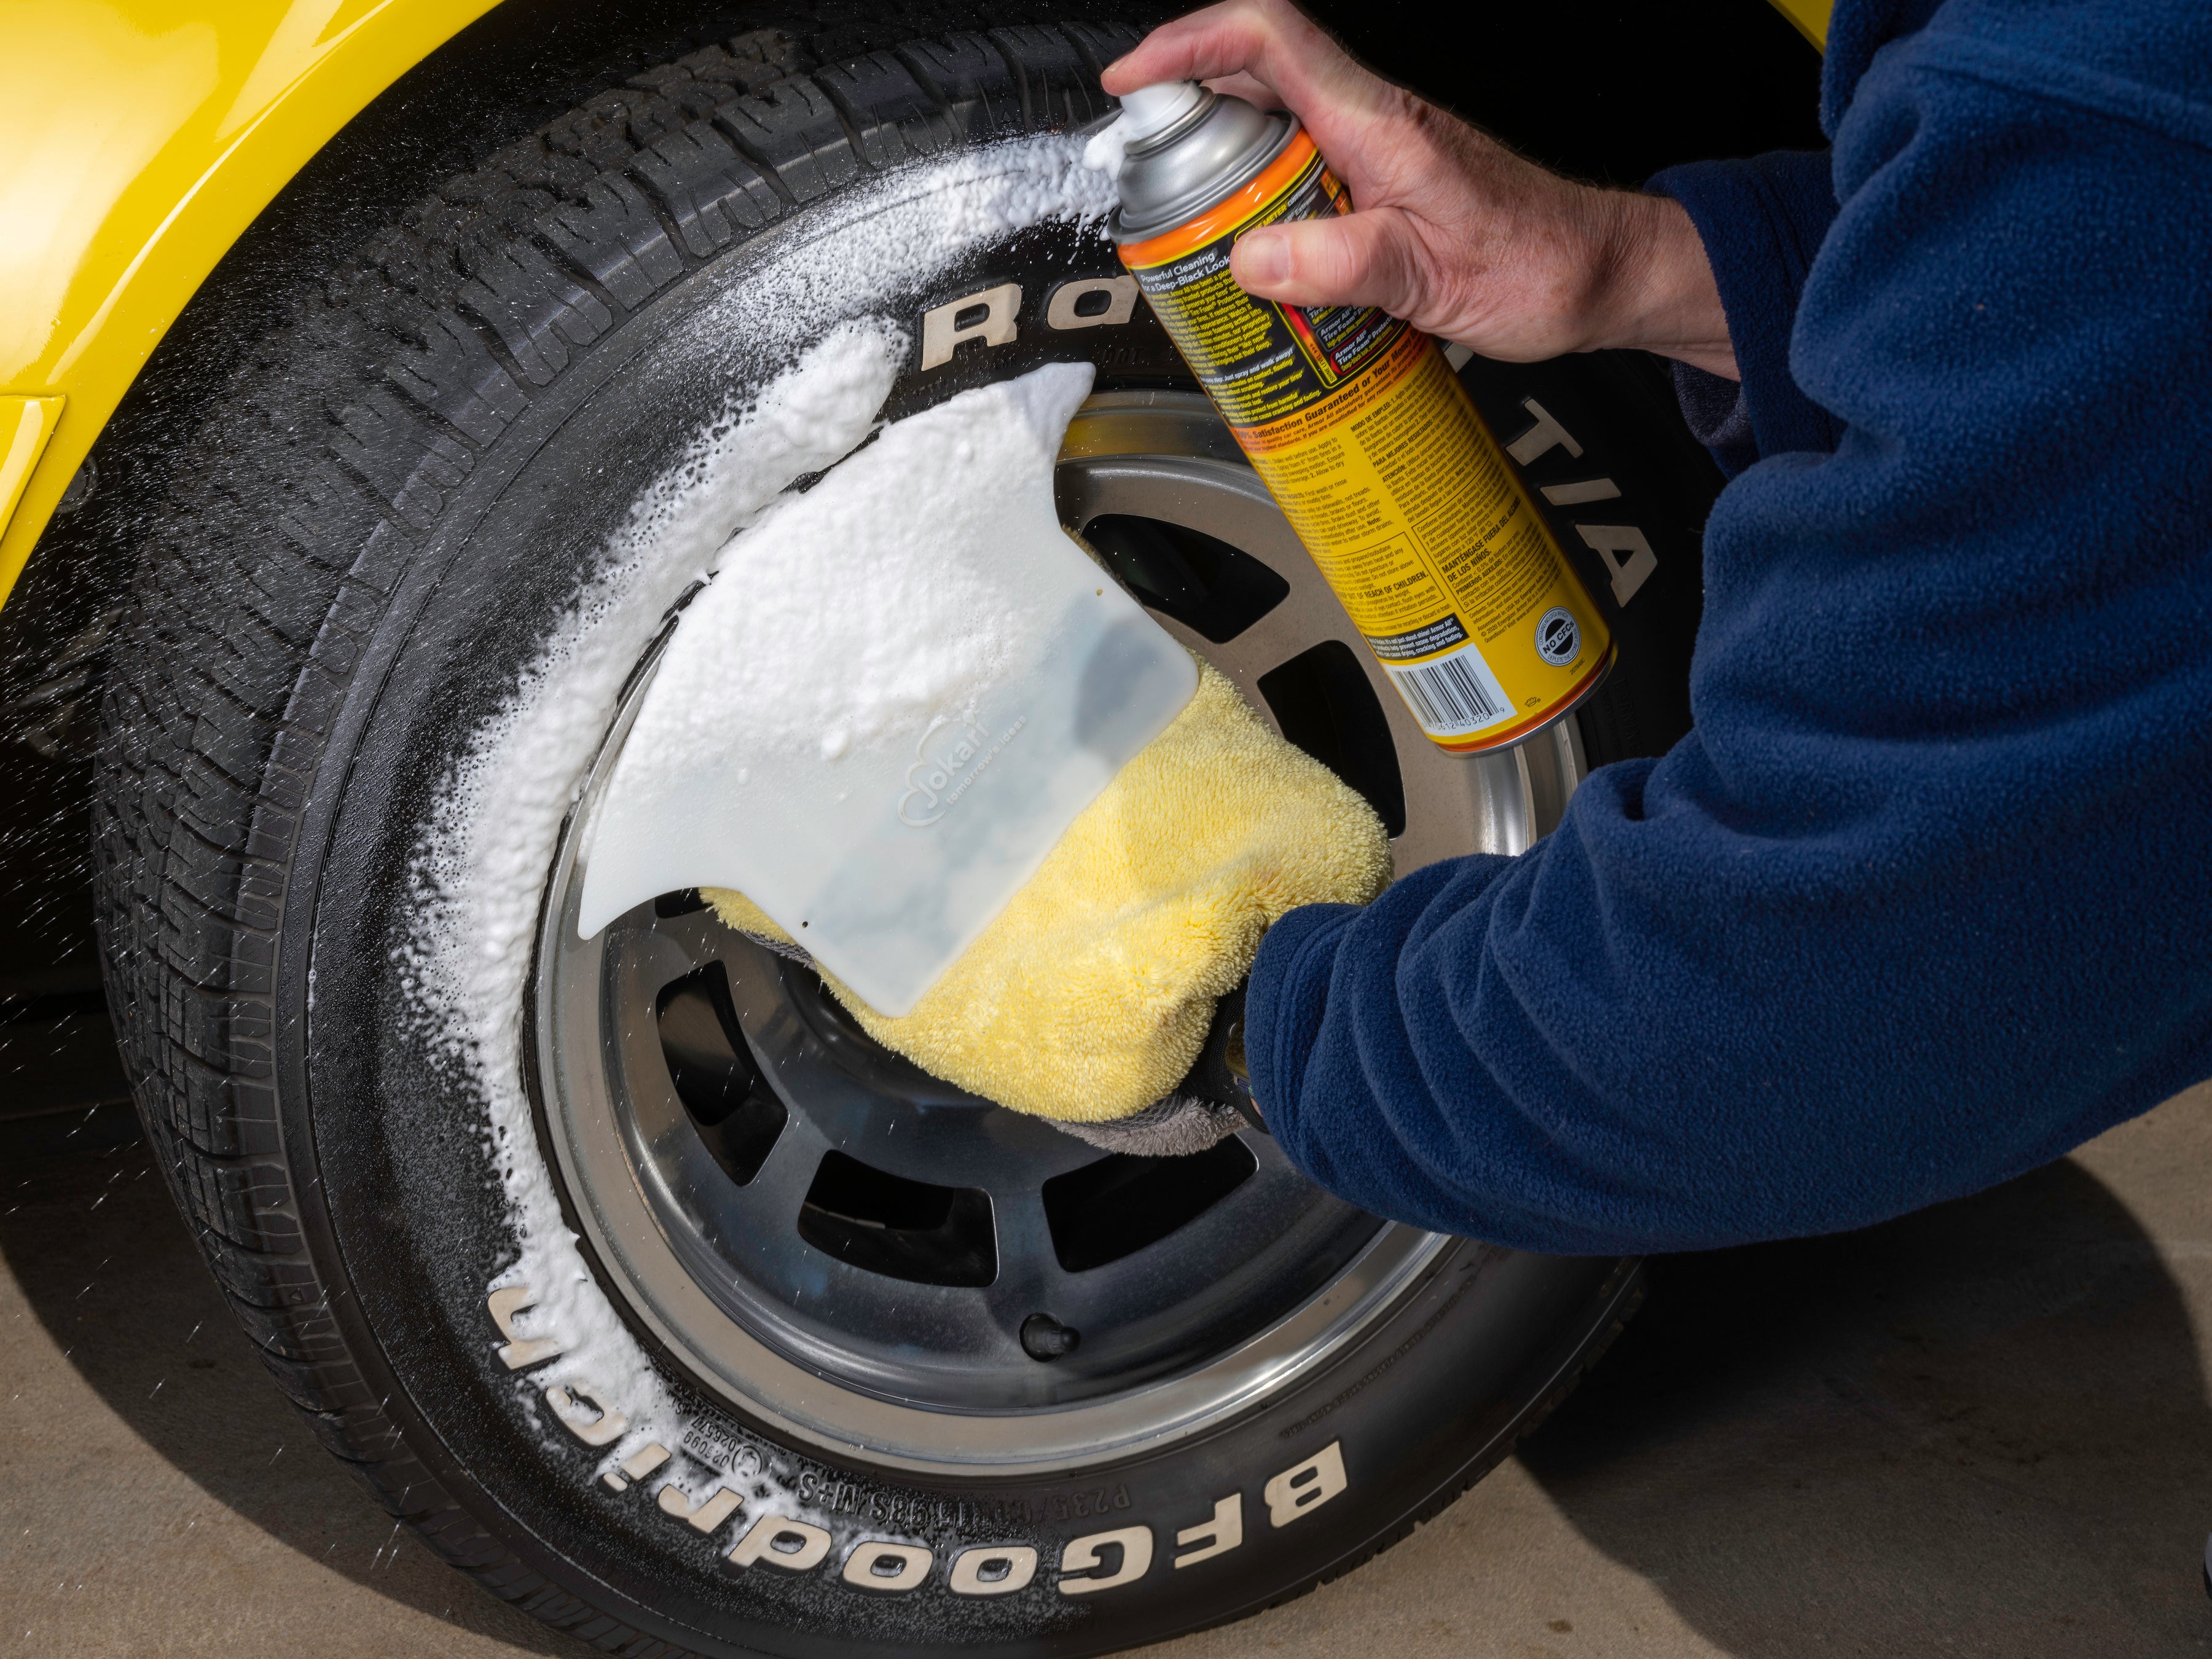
1110,89,1612,753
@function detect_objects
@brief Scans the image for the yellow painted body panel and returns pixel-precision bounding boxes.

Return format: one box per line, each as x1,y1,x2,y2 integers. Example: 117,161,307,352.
1768,0,1832,49
0,398,67,541
0,0,504,611
0,0,1829,614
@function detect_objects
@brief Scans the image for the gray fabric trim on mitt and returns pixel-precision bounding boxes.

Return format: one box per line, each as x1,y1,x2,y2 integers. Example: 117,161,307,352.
728,927,1247,1157
1046,1093,1248,1157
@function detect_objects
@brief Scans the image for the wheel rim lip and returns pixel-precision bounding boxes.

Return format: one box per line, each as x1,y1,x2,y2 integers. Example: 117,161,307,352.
528,390,1521,1476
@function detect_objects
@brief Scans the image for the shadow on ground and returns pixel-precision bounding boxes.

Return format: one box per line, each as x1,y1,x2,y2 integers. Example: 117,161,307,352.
0,1137,571,1655
9,1121,2212,1657
1520,1154,2212,1655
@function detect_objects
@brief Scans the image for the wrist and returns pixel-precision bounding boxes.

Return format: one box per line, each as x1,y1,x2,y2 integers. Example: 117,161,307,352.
1580,192,1738,378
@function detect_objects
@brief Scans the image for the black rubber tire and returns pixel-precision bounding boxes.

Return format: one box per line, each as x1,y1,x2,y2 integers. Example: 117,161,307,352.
92,8,1701,1655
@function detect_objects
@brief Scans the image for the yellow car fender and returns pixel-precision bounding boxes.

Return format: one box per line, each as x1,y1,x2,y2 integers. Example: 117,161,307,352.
1769,0,1832,49
0,0,503,611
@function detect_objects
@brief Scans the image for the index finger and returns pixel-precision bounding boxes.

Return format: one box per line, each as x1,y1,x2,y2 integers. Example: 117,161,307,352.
1099,1,1279,96
1100,0,1394,151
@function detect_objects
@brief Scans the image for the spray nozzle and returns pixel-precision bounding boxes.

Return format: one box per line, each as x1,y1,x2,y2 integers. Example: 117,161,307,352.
1115,80,1207,144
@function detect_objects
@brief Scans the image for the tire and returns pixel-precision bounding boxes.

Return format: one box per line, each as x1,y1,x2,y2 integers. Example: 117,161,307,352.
92,8,1704,1655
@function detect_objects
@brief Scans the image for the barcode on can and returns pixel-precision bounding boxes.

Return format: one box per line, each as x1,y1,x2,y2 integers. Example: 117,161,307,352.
1385,649,1511,735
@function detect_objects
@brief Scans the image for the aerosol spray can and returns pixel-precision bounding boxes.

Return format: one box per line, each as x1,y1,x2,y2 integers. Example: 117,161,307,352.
1107,82,1611,753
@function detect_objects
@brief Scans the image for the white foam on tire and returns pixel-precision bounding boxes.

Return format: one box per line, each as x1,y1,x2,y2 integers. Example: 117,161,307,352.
400,137,1118,1504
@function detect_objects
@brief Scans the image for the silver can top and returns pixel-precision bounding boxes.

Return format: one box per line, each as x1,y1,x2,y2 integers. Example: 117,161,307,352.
1108,84,1297,243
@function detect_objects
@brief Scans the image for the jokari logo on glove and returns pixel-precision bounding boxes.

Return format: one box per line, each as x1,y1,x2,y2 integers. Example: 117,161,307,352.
897,712,1027,828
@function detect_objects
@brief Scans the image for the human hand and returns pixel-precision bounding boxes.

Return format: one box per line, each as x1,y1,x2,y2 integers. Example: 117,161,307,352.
1101,0,1739,377
1176,984,1268,1132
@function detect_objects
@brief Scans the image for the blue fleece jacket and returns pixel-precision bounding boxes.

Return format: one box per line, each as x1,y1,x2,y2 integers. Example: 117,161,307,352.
1247,0,2212,1254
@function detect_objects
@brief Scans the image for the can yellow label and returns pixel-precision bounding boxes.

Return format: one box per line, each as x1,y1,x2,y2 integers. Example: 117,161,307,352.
1118,130,1612,753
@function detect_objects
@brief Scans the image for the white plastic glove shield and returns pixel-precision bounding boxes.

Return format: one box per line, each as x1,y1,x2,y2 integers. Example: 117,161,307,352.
575,361,1199,1016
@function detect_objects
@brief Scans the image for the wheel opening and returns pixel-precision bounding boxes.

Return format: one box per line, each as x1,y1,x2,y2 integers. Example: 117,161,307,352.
798,1150,997,1288
1256,641,1409,836
1042,1139,1260,1273
1082,514,1289,643
656,963,786,1185
654,887,707,918
774,957,989,1104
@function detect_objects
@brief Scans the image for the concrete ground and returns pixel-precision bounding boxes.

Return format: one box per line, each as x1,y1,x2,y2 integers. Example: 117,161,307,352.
6,1086,2212,1658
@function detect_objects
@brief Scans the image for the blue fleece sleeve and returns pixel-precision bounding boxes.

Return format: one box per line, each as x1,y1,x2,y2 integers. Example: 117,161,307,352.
1249,0,2212,1255
1648,152,1845,475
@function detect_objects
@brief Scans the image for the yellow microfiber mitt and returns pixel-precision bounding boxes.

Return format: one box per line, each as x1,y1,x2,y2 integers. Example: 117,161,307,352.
704,658,1390,1123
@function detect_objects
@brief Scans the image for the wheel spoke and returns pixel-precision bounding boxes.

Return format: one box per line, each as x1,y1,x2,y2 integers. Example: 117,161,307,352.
637,903,743,971
981,1189,1071,1320
1142,589,1327,708
733,1112,827,1231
